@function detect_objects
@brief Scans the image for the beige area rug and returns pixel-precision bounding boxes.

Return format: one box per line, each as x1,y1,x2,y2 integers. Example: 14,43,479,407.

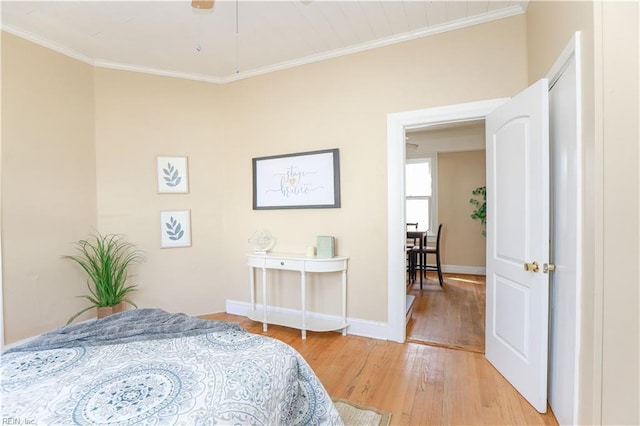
333,398,392,426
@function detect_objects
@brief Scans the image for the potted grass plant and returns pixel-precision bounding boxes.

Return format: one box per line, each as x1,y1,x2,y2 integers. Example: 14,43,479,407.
65,232,143,324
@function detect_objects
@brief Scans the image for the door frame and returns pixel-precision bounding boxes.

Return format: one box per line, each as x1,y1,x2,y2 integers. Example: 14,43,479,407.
386,98,507,342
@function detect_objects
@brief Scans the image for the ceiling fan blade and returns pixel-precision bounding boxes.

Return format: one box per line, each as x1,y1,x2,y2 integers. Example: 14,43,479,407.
192,0,214,10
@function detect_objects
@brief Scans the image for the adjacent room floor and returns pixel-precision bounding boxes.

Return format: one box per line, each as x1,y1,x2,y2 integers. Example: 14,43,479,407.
406,272,486,353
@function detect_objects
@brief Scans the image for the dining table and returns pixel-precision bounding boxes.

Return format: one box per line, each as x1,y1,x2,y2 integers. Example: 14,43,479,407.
407,230,426,285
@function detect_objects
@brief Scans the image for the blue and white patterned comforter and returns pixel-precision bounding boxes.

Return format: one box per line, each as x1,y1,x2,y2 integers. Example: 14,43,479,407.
1,309,342,425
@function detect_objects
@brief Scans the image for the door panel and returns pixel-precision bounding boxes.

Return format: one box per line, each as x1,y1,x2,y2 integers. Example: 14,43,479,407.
495,118,528,262
494,276,529,358
486,79,550,413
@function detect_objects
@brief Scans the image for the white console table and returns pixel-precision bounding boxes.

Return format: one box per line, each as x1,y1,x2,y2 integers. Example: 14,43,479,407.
247,252,349,339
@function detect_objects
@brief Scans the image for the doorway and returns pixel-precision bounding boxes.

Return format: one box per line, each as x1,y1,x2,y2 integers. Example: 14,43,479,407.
386,99,506,344
404,122,488,352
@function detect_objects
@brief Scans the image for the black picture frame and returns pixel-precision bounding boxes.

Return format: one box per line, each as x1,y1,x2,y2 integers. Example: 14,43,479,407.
252,148,341,210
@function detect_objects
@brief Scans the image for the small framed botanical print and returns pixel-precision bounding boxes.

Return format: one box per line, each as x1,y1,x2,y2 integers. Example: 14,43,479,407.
157,156,189,194
160,210,191,248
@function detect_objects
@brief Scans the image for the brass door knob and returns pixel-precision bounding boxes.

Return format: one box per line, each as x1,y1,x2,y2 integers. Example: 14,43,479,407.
543,263,556,273
524,261,539,273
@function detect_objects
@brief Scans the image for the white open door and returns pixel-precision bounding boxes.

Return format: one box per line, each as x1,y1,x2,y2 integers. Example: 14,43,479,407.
485,79,550,413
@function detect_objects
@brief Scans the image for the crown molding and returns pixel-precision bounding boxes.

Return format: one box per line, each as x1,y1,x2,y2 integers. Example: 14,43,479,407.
1,24,94,66
2,4,526,84
92,59,225,84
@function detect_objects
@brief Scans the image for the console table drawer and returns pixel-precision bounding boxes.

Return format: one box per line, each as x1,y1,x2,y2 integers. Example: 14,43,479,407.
264,258,304,271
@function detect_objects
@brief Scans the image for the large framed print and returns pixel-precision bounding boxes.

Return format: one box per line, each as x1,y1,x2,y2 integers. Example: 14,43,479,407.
252,148,341,210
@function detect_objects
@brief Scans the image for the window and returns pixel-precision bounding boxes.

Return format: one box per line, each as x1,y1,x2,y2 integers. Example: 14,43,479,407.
405,156,437,235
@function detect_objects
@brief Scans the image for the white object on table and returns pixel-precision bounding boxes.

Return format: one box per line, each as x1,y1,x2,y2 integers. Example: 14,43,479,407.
305,246,315,258
247,252,349,339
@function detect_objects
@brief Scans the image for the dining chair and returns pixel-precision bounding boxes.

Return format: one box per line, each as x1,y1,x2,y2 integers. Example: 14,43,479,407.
414,224,444,288
406,223,419,282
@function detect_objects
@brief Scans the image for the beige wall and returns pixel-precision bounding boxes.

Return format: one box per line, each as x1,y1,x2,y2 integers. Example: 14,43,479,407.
0,29,4,349
597,2,639,424
218,16,527,320
527,1,639,424
93,69,231,316
1,32,97,342
2,15,527,334
437,151,486,268
87,15,528,323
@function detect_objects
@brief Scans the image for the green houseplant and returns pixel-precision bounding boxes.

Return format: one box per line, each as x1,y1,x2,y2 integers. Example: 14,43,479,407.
65,232,143,324
469,186,486,236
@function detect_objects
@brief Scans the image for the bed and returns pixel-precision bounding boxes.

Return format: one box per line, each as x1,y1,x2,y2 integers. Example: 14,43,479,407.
1,309,342,425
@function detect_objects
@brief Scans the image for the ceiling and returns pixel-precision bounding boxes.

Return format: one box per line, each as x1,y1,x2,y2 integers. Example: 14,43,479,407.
407,118,484,135
1,1,528,83
406,119,485,153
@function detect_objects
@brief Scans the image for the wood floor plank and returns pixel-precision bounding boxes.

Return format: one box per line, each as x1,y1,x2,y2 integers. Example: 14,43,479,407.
202,312,557,425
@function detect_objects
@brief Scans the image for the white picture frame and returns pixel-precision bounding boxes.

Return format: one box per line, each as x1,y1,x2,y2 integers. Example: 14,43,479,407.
157,156,189,194
160,210,192,248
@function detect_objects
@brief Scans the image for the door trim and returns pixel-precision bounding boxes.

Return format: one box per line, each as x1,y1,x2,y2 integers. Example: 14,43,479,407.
386,98,508,342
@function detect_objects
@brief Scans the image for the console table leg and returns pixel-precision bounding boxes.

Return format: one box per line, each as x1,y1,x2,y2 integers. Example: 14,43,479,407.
249,266,255,311
342,269,347,335
301,271,306,340
262,267,268,333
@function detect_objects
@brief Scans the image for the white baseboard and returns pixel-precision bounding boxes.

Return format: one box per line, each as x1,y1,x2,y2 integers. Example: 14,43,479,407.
406,294,416,325
441,264,486,275
225,300,388,341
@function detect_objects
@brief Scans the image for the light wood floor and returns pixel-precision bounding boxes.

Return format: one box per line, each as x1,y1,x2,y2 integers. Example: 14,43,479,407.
202,311,558,425
407,272,486,353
